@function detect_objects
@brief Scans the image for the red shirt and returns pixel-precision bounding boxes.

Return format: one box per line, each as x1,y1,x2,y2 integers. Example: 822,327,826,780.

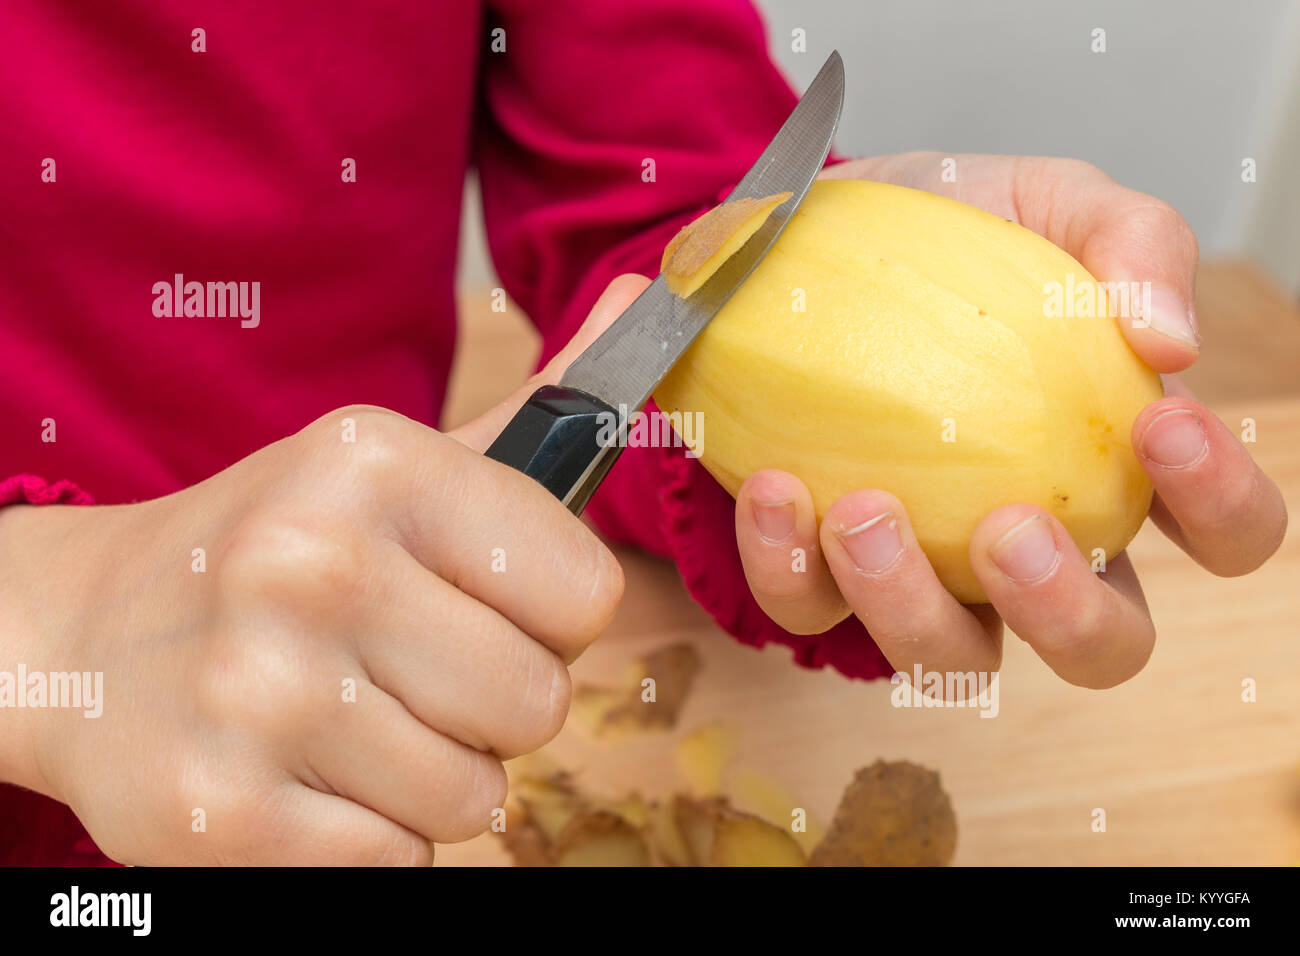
0,0,890,865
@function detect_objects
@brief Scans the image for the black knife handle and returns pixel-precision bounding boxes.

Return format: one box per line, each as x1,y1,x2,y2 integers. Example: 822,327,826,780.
484,384,626,515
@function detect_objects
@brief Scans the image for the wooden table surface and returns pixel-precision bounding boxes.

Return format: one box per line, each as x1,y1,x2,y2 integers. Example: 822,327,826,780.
436,262,1300,866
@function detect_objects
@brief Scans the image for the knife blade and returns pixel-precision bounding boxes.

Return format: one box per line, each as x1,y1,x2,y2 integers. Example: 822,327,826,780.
485,50,845,514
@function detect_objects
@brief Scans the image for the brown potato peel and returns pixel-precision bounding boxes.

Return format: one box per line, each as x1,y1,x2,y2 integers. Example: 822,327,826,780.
572,643,702,738
660,191,793,297
498,742,956,866
500,771,806,867
809,760,958,866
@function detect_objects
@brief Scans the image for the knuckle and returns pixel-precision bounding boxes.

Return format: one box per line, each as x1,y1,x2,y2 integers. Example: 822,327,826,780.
1020,156,1112,199
212,785,295,865
779,612,847,636
575,542,625,639
866,593,956,652
903,603,957,645
539,663,572,742
1124,198,1199,263
760,587,847,635
1214,466,1262,527
314,403,404,434
1051,157,1112,185
441,755,507,843
476,755,510,818
535,526,626,651
1062,619,1155,689
755,565,819,602
314,404,415,483
1194,472,1284,577
214,809,267,867
368,831,432,867
506,657,570,756
165,765,280,865
1036,598,1109,661
1254,503,1288,568
220,516,369,613
193,628,315,741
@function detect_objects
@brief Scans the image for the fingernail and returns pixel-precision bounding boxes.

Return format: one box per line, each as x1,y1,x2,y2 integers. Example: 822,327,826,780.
1141,287,1200,347
752,499,796,543
990,514,1060,582
1139,408,1208,468
835,511,902,573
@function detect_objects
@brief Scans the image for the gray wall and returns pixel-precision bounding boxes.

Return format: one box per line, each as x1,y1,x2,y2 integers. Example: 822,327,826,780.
460,0,1300,292
757,0,1300,289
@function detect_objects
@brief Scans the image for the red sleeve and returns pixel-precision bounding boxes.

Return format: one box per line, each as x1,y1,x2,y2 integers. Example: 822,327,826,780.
474,0,893,681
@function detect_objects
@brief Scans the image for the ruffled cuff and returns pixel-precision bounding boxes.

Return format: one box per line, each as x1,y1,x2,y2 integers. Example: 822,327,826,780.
0,474,94,507
653,419,894,682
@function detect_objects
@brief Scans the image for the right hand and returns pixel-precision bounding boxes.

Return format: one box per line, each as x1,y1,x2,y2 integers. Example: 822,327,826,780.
733,155,1286,690
0,278,651,865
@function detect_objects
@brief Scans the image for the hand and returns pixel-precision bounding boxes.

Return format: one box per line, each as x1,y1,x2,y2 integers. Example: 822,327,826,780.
0,281,648,865
735,153,1287,689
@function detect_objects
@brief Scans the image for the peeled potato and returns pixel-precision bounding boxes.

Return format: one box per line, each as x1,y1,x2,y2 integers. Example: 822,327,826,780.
655,179,1163,602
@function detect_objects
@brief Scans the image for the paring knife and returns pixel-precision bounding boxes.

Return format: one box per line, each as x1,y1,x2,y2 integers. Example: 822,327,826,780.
485,50,845,514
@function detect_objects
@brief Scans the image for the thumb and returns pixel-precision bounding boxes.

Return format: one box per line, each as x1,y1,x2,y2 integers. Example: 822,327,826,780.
449,273,653,453
1076,193,1202,375
1013,160,1201,374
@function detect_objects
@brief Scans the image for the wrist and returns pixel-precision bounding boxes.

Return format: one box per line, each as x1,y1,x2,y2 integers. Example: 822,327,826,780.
0,504,77,800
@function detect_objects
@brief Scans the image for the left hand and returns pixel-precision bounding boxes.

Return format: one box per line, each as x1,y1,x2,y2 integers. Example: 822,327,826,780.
733,153,1287,689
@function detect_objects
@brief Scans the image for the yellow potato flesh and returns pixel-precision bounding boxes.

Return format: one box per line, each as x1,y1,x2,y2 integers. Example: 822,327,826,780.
653,179,1163,603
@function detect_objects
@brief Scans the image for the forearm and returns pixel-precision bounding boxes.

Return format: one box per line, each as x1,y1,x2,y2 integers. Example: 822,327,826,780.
0,503,62,798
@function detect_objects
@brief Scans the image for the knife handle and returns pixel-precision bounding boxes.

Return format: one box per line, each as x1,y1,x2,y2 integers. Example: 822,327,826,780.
484,384,625,516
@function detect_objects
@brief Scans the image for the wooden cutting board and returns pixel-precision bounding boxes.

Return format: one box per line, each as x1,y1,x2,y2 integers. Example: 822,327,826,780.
436,263,1300,865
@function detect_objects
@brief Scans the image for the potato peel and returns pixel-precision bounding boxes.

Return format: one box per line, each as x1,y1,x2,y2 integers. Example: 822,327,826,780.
732,768,823,853
673,723,736,796
499,768,807,867
553,811,651,867
711,811,807,867
809,760,958,866
572,643,702,738
661,191,793,297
